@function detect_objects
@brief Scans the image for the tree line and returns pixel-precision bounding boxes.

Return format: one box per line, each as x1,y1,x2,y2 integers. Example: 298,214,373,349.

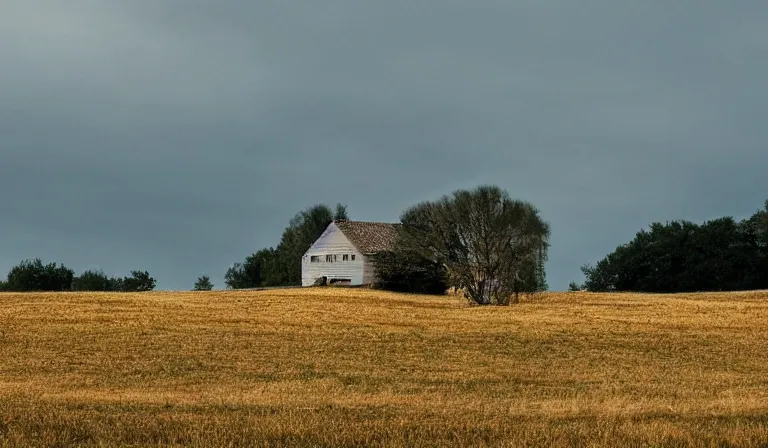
3,185,764,302
573,200,768,293
0,202,349,294
0,259,156,292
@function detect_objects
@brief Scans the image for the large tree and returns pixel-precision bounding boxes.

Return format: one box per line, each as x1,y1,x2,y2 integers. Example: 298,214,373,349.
227,203,348,289
273,203,344,284
396,185,550,305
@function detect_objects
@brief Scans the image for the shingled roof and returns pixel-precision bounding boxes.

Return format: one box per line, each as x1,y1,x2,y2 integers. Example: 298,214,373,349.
334,220,400,254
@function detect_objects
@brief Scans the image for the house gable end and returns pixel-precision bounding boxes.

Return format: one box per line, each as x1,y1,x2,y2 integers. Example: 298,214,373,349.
300,220,399,287
303,223,363,258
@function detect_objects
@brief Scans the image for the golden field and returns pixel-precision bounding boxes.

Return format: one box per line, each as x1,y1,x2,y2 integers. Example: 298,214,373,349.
1,288,768,447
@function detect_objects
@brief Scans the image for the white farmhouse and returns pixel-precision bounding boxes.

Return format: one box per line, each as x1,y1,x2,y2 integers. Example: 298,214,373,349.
301,220,399,287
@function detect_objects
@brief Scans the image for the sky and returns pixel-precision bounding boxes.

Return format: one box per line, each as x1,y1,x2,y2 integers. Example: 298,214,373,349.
1,1,766,291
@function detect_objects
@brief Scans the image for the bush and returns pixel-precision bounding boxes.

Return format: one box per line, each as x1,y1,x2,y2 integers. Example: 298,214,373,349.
373,250,448,295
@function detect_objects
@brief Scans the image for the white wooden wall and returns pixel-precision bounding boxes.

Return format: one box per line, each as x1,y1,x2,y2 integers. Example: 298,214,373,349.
301,223,366,286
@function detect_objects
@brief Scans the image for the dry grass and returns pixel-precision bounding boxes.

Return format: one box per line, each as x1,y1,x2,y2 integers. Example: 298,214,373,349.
1,288,768,447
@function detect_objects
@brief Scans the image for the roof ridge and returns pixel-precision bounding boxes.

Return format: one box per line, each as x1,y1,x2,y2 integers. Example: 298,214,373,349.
334,219,400,225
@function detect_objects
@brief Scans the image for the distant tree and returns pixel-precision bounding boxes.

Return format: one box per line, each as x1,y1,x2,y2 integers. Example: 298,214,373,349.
193,275,214,291
0,261,157,293
745,200,768,247
4,259,74,292
121,270,156,292
0,280,7,292
334,203,349,221
72,270,114,291
753,200,768,275
109,277,125,292
273,204,337,285
225,256,262,290
228,203,347,288
568,281,582,292
254,248,283,286
396,185,550,305
580,200,768,293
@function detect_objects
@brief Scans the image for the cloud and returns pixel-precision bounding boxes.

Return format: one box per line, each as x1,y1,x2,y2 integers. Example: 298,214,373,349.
1,0,766,290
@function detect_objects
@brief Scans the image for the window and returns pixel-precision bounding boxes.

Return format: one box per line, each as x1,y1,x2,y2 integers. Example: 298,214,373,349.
329,278,351,285
343,254,349,261
310,256,320,263
351,254,356,261
326,254,333,262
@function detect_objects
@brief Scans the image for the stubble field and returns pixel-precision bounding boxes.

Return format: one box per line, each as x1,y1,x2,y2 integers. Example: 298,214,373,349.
1,288,768,447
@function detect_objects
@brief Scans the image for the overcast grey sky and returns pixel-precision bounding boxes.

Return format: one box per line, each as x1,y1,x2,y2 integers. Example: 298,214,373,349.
1,1,766,291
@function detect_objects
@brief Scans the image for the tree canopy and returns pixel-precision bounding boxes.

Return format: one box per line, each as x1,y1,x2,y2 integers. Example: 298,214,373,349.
580,201,768,293
4,259,74,292
121,271,157,292
224,249,268,289
71,270,116,291
0,260,157,292
225,203,347,289
193,275,214,291
392,185,550,305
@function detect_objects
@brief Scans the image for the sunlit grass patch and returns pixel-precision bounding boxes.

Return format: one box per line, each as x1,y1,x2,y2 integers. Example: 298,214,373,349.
1,289,768,446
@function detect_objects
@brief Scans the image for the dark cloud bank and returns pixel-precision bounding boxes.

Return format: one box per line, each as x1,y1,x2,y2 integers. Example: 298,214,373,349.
1,1,766,290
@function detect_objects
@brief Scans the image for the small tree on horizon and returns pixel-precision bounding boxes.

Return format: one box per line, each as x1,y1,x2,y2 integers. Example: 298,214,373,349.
121,270,157,292
334,203,349,221
194,275,214,291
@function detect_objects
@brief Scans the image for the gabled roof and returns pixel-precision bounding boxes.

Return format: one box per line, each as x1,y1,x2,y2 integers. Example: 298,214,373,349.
334,220,400,254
